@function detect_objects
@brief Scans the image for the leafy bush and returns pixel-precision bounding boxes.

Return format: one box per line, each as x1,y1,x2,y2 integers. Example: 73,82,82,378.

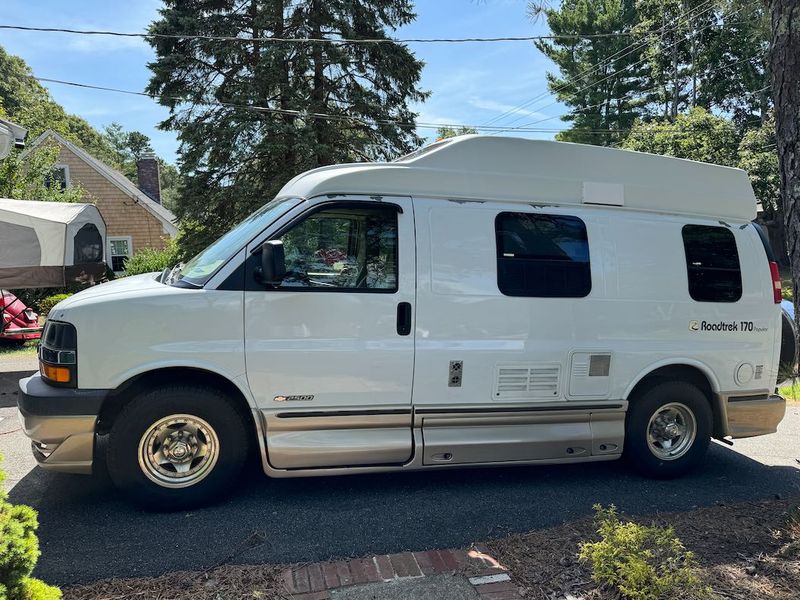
0,454,61,600
37,294,72,317
123,239,179,276
579,505,708,600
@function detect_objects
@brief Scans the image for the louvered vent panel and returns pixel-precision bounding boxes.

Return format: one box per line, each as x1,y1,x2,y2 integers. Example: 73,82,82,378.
497,368,530,393
494,365,561,400
530,367,560,396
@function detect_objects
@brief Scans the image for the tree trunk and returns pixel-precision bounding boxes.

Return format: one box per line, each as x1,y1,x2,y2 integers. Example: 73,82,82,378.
671,35,680,120
310,0,329,166
274,0,295,171
769,0,800,326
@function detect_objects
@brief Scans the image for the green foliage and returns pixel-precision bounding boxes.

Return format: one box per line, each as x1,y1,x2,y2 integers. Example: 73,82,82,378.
0,46,118,166
147,0,428,254
0,47,180,208
103,123,182,209
436,126,478,139
622,107,740,166
123,239,180,276
37,294,72,317
0,142,85,203
0,455,61,600
738,119,780,215
579,505,708,600
532,0,770,143
535,0,644,146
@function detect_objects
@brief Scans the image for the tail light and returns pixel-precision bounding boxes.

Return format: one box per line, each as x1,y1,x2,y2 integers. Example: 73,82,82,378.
769,261,782,304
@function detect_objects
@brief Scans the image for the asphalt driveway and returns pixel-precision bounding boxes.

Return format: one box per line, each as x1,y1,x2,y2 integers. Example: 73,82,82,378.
2,360,800,586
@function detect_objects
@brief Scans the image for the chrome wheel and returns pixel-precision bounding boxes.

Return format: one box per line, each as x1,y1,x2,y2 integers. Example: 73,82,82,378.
646,402,696,461
138,414,220,488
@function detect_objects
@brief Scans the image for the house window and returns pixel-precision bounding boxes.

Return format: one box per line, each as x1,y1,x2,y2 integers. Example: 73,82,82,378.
44,165,69,191
108,237,133,272
495,212,591,298
682,224,742,302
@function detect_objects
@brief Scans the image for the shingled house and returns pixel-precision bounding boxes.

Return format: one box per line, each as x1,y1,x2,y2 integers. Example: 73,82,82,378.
23,130,177,272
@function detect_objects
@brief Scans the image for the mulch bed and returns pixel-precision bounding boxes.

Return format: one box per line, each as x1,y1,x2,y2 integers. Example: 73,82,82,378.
486,496,800,599
65,564,288,600
65,496,800,599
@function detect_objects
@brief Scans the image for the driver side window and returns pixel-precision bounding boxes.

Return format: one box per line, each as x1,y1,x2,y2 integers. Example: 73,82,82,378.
276,205,398,291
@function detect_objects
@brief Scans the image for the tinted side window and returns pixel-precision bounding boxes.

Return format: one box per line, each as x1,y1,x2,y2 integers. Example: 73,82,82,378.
277,206,398,291
495,212,591,297
682,224,742,302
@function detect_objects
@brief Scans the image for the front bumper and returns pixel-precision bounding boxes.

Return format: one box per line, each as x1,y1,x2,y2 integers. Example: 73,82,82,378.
723,392,786,439
17,373,107,474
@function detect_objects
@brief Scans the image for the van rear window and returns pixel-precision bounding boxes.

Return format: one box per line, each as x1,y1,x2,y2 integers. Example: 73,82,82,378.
682,225,742,302
495,212,591,297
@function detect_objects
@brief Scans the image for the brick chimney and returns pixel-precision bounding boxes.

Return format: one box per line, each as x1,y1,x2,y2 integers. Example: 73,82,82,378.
136,151,161,204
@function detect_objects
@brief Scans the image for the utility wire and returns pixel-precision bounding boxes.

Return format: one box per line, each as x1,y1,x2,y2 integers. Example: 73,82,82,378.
35,75,778,148
480,0,721,129
34,76,627,134
509,55,769,132
0,23,636,44
492,0,754,134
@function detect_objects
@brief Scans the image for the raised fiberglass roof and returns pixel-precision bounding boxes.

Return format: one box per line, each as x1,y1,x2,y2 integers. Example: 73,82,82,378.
276,135,757,222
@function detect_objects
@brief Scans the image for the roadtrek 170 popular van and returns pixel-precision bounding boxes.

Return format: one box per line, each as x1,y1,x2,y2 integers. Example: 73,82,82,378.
18,136,788,508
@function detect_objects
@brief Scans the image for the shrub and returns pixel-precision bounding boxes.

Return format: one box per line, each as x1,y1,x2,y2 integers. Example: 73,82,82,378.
123,239,179,277
0,454,61,600
37,294,72,317
579,505,708,600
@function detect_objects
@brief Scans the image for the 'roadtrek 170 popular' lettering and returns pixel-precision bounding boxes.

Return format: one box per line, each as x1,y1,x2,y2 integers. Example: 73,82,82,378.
18,136,788,508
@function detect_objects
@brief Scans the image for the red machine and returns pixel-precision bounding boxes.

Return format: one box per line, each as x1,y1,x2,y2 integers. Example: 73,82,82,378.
0,289,41,343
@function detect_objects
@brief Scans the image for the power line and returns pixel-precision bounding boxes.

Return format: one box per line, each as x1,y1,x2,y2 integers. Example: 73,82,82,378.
508,55,769,132
0,23,636,44
492,0,753,134
34,75,779,150
34,76,627,134
480,0,721,129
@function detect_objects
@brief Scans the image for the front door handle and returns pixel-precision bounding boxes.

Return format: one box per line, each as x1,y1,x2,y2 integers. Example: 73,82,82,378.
396,302,412,336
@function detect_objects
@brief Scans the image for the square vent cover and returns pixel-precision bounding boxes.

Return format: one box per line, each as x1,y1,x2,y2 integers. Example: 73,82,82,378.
569,352,612,398
494,364,561,400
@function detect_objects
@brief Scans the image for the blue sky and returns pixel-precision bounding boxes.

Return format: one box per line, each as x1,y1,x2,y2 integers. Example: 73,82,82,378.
1,0,563,164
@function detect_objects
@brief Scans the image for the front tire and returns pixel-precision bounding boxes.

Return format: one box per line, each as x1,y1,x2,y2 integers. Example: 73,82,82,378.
624,381,712,479
107,385,250,510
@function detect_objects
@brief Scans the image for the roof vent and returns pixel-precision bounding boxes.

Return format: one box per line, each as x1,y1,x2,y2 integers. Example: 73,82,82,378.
582,181,624,206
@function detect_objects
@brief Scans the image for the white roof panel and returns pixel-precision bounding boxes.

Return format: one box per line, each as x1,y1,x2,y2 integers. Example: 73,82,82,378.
276,136,757,222
0,198,92,223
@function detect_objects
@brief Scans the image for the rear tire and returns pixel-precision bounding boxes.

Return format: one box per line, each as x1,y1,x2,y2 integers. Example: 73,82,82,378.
624,380,712,479
107,384,250,510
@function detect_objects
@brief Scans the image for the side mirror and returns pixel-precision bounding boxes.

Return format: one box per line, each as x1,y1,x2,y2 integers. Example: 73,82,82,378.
260,240,286,286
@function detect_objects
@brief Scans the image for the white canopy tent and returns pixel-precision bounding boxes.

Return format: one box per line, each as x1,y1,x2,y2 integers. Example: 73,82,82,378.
0,199,107,288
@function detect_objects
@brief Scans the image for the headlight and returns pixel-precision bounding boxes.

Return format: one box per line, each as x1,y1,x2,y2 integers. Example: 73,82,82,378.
39,321,77,387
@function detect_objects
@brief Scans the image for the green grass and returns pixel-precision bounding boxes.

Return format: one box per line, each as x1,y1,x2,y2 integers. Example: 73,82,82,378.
0,340,38,359
778,381,800,401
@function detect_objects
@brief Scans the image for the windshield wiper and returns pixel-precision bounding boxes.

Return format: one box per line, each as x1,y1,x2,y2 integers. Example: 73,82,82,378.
159,263,199,287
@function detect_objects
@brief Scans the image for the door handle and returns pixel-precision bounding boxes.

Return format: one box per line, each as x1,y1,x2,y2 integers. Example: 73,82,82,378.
396,302,412,336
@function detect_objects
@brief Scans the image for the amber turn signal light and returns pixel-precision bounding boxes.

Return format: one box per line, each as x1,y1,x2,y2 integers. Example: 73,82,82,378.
40,362,71,384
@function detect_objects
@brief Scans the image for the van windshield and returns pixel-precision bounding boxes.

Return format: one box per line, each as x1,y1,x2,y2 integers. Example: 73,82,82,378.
175,196,303,287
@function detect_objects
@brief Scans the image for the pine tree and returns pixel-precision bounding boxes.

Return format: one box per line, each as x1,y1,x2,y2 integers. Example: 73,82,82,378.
147,0,428,254
699,0,771,126
533,0,645,146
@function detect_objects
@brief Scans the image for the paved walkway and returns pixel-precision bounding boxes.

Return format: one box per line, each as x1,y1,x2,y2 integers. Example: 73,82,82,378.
280,546,522,599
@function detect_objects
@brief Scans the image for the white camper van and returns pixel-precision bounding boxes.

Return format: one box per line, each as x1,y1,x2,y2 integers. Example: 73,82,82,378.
18,136,787,508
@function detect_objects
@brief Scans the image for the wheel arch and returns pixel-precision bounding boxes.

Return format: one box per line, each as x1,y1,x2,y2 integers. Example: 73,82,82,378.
624,361,725,438
96,367,258,442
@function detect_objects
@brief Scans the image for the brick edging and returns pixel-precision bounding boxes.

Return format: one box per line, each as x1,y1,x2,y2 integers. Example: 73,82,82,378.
282,544,524,599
